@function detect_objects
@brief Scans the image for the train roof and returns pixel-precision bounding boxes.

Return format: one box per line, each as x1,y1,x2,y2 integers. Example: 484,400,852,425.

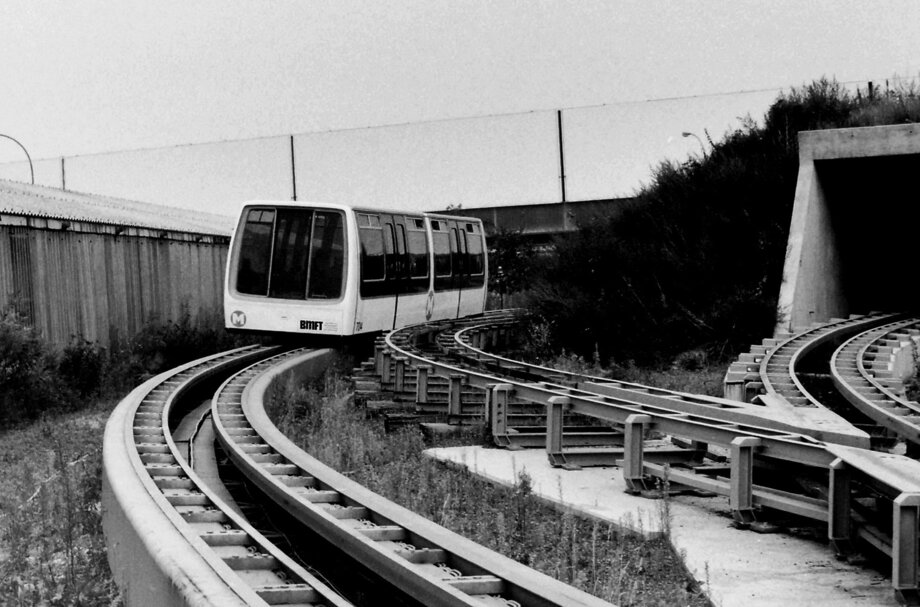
238,200,484,224
0,179,235,236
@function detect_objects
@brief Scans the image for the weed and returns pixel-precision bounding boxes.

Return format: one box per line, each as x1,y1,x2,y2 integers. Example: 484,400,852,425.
268,372,710,606
0,407,120,605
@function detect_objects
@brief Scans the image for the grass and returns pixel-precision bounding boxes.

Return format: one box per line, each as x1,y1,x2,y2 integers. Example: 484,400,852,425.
0,403,120,606
266,371,710,607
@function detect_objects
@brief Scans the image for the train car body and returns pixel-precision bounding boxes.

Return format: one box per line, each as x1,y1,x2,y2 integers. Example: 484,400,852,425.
223,201,488,337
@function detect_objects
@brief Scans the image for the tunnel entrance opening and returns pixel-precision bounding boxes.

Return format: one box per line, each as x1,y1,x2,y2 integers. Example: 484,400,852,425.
817,153,920,316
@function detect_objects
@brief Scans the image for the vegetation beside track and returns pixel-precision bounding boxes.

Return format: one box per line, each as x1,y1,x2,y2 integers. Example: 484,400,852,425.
0,311,253,605
0,406,119,605
0,309,252,430
268,368,711,607
496,78,920,367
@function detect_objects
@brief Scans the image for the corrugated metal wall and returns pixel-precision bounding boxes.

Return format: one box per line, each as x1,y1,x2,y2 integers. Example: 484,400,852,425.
0,225,227,347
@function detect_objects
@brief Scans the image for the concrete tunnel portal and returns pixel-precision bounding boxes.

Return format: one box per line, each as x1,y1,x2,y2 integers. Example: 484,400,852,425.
777,123,920,332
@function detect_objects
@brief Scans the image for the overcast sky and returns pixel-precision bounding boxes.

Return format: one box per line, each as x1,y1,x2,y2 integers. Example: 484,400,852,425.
2,1,919,215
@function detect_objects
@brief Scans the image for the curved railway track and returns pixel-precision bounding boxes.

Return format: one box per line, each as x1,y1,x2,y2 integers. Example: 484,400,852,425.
371,312,920,604
102,345,352,607
103,333,612,607
832,319,920,448
104,310,920,605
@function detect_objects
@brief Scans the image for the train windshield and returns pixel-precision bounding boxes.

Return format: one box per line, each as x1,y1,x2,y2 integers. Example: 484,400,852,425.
235,207,345,300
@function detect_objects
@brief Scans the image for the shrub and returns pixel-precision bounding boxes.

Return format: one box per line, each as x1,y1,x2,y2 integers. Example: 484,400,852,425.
0,311,68,426
1,307,255,429
59,338,107,398
523,77,920,365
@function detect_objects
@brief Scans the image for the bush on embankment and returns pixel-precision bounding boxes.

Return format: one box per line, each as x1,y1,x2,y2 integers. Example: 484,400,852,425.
522,78,920,366
0,308,251,429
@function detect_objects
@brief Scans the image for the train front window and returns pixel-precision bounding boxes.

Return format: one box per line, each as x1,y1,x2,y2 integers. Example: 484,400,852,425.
235,207,345,300
268,209,312,299
236,209,275,295
307,212,344,299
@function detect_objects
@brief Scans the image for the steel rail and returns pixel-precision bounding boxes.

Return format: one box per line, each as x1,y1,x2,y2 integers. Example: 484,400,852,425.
831,319,920,445
102,345,353,607
381,316,920,604
212,347,613,607
758,313,900,407
448,322,869,447
387,320,838,467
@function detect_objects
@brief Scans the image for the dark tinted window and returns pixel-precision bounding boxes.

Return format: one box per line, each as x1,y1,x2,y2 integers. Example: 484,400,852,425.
467,225,484,275
359,225,385,281
307,212,345,298
433,229,451,277
407,223,429,279
236,209,275,295
235,207,345,300
269,209,312,299
383,223,397,280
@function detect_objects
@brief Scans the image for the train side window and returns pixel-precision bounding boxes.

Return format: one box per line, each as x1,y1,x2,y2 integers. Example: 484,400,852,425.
306,211,345,299
406,221,429,279
449,227,461,277
236,209,275,295
467,227,485,276
359,223,385,282
433,229,451,278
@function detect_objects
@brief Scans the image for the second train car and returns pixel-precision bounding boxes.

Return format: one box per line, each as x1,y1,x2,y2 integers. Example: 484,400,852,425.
223,201,488,337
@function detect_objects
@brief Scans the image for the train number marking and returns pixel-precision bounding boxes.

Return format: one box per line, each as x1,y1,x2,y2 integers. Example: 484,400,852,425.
230,311,247,327
300,320,324,331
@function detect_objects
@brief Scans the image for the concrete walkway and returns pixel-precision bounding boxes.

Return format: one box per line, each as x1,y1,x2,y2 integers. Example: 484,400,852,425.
424,446,895,607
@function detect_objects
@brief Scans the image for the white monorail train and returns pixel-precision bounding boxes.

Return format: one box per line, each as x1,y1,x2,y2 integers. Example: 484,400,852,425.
223,201,488,336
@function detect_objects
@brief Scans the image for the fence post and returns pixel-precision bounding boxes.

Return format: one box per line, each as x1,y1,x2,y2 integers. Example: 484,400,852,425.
623,414,652,493
730,436,762,524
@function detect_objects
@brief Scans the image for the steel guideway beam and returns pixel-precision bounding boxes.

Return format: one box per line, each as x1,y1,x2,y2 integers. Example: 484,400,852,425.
381,349,392,385
448,374,464,418
394,356,407,393
894,493,920,605
828,458,853,557
416,365,431,404
730,436,762,524
546,396,571,468
623,414,652,493
491,384,513,444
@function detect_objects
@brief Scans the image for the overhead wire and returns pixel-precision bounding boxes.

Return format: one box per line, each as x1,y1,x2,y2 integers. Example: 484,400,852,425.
1,72,918,165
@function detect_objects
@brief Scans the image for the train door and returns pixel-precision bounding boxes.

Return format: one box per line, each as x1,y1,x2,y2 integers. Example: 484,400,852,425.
355,212,396,332
457,221,487,317
430,218,457,320
393,216,430,328
451,223,467,316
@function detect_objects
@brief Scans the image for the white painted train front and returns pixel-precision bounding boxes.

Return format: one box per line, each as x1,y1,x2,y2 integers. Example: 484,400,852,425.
223,201,488,336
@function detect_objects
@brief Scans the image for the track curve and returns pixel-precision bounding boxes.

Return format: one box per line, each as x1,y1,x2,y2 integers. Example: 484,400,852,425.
102,345,353,607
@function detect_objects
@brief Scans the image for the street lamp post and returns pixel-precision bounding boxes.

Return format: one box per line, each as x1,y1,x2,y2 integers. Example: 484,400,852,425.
682,131,707,157
0,133,35,184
